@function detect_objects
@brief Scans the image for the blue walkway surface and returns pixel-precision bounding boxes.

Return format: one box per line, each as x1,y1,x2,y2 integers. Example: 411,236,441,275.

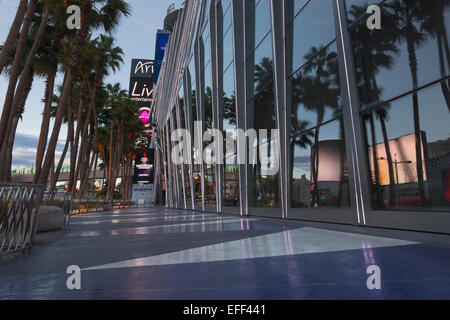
0,207,449,300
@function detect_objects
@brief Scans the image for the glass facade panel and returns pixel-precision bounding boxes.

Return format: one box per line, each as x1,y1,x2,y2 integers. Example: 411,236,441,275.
222,27,234,70
254,0,271,47
171,108,183,208
290,119,350,209
246,4,280,211
204,62,216,209
221,0,232,32
347,0,450,110
191,81,202,208
247,33,273,101
362,80,450,211
179,85,192,209
287,0,336,74
289,42,342,132
153,0,450,233
223,63,239,208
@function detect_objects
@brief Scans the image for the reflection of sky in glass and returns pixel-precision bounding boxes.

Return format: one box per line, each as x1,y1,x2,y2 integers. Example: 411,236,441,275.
254,0,272,47
221,1,232,32
290,0,336,73
292,0,309,18
223,28,234,70
372,83,450,145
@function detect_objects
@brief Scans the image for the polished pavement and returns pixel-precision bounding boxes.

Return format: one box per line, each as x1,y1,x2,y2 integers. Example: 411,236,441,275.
0,207,449,300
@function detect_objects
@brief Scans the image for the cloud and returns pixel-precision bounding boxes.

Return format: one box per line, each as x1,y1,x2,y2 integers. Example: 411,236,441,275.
12,133,69,168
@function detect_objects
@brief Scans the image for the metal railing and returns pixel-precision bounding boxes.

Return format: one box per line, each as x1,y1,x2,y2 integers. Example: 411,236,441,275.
72,192,104,214
0,183,44,255
41,192,73,226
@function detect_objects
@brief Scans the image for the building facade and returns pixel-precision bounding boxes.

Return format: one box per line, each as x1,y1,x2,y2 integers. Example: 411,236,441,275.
151,0,450,234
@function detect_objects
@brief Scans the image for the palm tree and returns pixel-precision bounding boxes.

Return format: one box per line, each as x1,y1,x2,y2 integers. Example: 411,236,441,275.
0,0,37,169
34,1,68,184
252,57,277,206
289,118,313,207
66,36,98,192
388,0,427,205
348,3,400,207
0,0,28,75
417,0,450,112
37,0,130,186
0,2,51,180
298,45,340,207
74,35,124,197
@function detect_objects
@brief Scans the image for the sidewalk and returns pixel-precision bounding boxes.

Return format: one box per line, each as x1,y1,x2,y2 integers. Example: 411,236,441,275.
0,207,449,299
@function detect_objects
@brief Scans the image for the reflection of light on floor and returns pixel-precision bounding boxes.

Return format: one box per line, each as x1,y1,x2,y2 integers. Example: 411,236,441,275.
362,242,377,266
70,215,227,225
70,218,255,237
84,228,416,271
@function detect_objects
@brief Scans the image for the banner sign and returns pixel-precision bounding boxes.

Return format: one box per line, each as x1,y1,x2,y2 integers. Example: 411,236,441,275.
130,59,155,186
154,31,170,85
129,59,154,109
134,149,155,184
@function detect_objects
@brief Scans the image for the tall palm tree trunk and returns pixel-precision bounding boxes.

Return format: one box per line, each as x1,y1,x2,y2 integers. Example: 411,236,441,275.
35,68,57,183
37,0,92,186
379,114,397,206
79,123,95,197
3,67,34,182
436,12,450,112
369,114,383,207
0,0,28,75
0,0,37,150
68,78,88,192
0,8,50,180
106,121,114,202
49,131,70,196
406,30,427,205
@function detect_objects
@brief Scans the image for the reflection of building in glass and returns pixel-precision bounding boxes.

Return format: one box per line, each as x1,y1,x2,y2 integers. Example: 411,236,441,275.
368,132,427,186
291,175,310,208
427,139,450,208
310,140,350,208
150,0,450,234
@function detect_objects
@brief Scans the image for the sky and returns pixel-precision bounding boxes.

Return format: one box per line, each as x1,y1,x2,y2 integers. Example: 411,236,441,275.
0,0,184,168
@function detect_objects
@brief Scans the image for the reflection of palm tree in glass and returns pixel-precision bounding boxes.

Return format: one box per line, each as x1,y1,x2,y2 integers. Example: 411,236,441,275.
223,93,236,126
349,3,399,207
253,57,277,206
204,86,213,129
388,0,427,204
295,45,340,206
418,0,450,113
289,118,313,206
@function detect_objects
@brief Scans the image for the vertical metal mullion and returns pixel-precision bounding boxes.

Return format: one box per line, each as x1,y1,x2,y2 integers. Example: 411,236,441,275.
211,1,222,214
164,124,173,208
284,0,295,218
170,113,182,208
196,18,206,212
270,0,288,219
334,0,371,225
232,0,248,216
176,96,188,209
184,71,196,210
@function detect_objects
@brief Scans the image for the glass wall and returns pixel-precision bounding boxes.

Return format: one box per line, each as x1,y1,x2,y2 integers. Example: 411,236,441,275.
347,0,450,211
201,18,216,211
188,55,203,209
154,0,450,233
246,0,281,213
287,0,350,210
218,0,239,211
178,83,192,209
170,108,183,208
